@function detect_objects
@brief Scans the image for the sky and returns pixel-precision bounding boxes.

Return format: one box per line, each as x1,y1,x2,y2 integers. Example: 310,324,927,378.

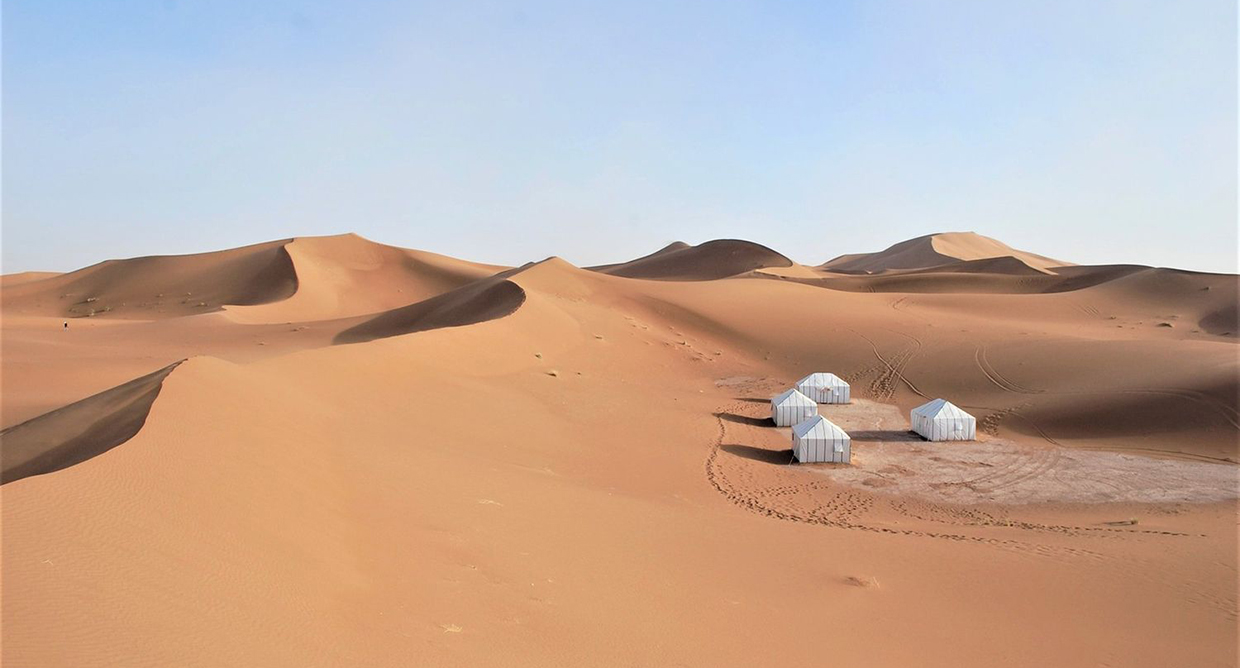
3,0,1237,273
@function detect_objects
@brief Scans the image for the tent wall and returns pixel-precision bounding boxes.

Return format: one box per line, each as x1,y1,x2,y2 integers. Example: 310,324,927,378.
796,382,851,404
793,434,851,463
912,414,976,441
772,402,817,427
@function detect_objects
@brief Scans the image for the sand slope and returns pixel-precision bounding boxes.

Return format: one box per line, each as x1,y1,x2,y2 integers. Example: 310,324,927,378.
0,239,299,318
0,361,181,483
1,233,1236,667
334,276,526,344
823,231,1070,274
0,234,506,323
225,234,506,323
591,239,793,280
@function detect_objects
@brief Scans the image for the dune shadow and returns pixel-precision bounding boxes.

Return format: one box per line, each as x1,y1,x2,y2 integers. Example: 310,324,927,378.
848,429,923,443
721,444,793,465
714,411,773,427
1,361,182,484
334,277,525,345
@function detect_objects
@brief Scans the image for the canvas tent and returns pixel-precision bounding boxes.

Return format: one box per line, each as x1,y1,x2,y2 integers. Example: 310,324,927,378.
792,415,851,464
771,389,817,427
795,372,851,404
911,399,976,441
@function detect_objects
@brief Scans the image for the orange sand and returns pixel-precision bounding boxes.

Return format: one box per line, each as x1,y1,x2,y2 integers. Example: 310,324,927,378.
2,232,1236,667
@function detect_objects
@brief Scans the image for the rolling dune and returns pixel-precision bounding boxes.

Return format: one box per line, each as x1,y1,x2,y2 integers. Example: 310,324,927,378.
822,231,1070,274
1,233,1236,667
590,239,793,280
0,234,507,324
0,361,181,483
0,239,299,318
334,277,526,344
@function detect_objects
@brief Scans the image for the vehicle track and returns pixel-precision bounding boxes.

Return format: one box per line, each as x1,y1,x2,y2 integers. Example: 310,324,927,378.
701,399,1155,562
974,345,1237,430
852,330,927,401
974,344,1043,394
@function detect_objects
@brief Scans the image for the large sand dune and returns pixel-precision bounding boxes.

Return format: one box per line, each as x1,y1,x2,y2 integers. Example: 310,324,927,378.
1,232,1236,667
590,239,793,280
822,231,1070,274
1,233,505,324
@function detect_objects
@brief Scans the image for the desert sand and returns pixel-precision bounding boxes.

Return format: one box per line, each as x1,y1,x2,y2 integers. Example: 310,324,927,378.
2,231,1237,667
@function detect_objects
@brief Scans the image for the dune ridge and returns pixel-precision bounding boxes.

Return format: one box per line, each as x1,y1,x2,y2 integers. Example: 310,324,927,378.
334,276,527,345
1,233,507,323
590,239,793,280
1,231,1236,668
0,240,299,318
822,232,1069,274
0,360,182,484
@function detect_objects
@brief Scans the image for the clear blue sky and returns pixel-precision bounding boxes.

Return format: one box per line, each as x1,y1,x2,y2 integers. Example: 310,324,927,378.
4,1,1236,273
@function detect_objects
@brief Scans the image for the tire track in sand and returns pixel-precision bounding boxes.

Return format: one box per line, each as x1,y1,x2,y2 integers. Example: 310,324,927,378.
852,330,928,401
702,399,1127,564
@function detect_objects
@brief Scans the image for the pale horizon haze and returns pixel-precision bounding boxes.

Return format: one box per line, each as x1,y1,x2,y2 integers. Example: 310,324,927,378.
3,1,1237,273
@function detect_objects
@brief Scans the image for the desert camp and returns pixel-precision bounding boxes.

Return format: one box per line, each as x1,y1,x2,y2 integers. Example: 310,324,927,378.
3,2,1235,666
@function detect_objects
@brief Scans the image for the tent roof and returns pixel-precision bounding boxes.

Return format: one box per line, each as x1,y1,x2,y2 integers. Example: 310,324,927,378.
773,388,816,408
796,372,849,388
792,415,850,439
911,398,974,420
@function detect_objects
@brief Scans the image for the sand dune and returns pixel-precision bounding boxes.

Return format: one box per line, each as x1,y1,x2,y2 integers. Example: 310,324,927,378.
334,276,526,344
0,233,506,324
1,239,299,318
225,233,506,323
588,241,691,272
822,231,1069,274
591,239,793,280
0,271,61,287
0,361,181,483
1,232,1236,667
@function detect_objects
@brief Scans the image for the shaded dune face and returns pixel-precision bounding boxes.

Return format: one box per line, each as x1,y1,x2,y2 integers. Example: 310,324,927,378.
0,361,181,484
0,234,509,323
591,239,793,280
0,241,299,318
790,261,1237,327
1,232,1238,668
333,278,526,345
1199,303,1238,335
822,232,1068,275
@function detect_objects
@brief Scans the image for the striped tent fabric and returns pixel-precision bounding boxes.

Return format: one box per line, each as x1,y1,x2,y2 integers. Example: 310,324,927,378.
771,389,817,427
795,372,851,404
791,415,852,464
911,398,976,441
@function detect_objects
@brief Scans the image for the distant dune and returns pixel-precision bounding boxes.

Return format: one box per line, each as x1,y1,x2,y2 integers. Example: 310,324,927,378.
1,271,62,287
0,239,299,318
1,233,505,323
1,231,1236,668
334,276,526,344
590,239,793,280
822,231,1070,274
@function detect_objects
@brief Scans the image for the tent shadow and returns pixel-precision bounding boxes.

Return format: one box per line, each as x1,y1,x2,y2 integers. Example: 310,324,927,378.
736,397,771,404
721,444,794,465
848,429,923,443
714,412,773,427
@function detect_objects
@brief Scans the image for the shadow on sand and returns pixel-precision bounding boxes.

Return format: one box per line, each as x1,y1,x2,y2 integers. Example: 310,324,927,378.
736,397,772,404
714,412,773,427
847,429,923,443
721,444,793,465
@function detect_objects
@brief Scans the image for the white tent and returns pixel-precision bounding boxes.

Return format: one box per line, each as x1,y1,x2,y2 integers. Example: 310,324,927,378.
771,389,817,427
911,398,976,441
795,372,851,404
792,415,851,464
